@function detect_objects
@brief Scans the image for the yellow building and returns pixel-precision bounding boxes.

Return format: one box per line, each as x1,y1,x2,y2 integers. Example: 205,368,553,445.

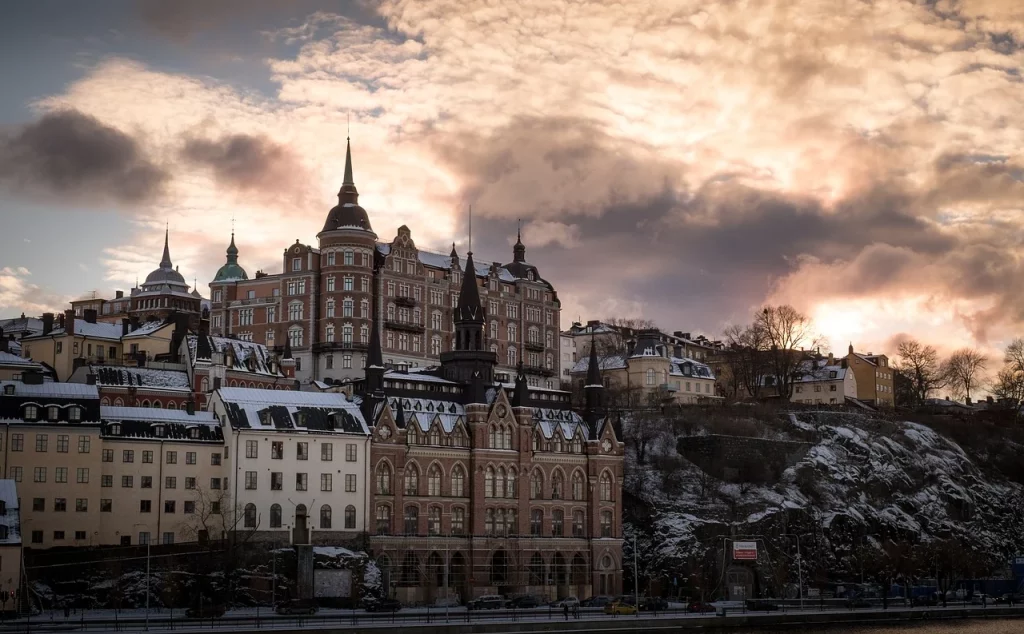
845,345,895,408
19,311,123,382
0,352,44,382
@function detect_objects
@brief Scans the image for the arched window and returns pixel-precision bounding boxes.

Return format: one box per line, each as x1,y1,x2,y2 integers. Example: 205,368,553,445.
551,470,564,499
572,510,585,537
288,325,303,347
320,505,332,529
243,503,257,528
326,299,335,318
530,470,543,499
490,551,509,585
646,368,656,386
532,432,540,451
552,510,564,536
508,346,517,366
502,426,512,449
376,505,391,535
404,464,419,496
427,464,442,496
428,506,441,535
400,552,419,585
485,508,495,535
495,508,507,535
345,505,357,529
572,435,582,454
530,509,543,535
496,467,506,499
451,465,466,497
506,467,517,498
600,472,613,502
376,462,392,494
325,323,335,342
507,508,518,535
270,504,282,528
485,466,495,498
601,510,613,537
429,425,441,446
489,426,497,449
404,506,418,534
572,471,585,501
553,435,562,453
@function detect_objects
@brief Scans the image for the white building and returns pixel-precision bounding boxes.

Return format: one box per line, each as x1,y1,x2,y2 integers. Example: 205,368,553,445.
559,333,576,386
209,388,371,544
790,359,858,405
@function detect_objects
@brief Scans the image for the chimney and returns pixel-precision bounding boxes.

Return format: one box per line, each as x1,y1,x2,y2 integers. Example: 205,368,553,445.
122,318,130,337
115,290,124,299
682,332,691,340
64,309,75,336
186,398,195,415
840,358,848,369
130,316,141,332
827,352,835,366
86,374,97,385
42,312,54,336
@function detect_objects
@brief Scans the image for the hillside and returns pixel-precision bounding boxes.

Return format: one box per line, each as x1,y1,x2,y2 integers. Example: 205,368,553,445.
623,408,1024,592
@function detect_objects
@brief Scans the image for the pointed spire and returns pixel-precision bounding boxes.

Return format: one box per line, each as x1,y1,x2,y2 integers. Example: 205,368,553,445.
586,331,602,387
456,251,484,324
513,218,526,263
584,331,604,436
227,232,238,257
512,360,529,407
343,136,354,186
450,242,458,259
367,316,384,370
282,333,293,360
336,136,359,204
159,225,172,269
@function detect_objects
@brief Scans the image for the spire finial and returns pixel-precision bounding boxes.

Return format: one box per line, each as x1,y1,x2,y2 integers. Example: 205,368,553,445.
468,204,473,254
160,225,172,269
517,218,522,243
513,218,526,262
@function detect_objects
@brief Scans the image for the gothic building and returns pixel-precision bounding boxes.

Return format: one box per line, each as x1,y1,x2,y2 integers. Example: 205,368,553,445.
355,242,624,604
208,139,562,387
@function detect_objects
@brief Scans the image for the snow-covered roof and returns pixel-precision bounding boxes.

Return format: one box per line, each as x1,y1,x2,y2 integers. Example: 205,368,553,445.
0,381,99,399
217,387,369,434
376,245,518,282
101,406,214,423
533,408,588,440
0,351,41,369
28,320,123,341
0,480,20,545
122,320,172,339
385,396,465,432
794,360,848,383
101,406,222,442
88,365,191,391
187,334,283,377
570,354,627,374
669,357,715,380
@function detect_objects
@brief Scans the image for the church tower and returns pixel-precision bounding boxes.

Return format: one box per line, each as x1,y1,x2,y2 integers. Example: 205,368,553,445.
439,249,497,401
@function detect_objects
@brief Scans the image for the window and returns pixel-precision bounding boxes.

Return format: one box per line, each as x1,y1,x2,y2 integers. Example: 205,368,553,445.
551,471,564,499
46,407,58,421
343,298,353,317
451,507,466,535
296,473,308,491
297,442,308,460
139,500,152,513
327,276,336,292
184,501,195,514
165,476,176,489
101,474,113,487
54,531,66,541
11,434,23,452
33,467,46,483
186,452,196,465
600,472,613,501
530,470,543,499
101,499,112,513
9,467,21,483
270,504,282,528
143,450,153,464
211,453,222,466
573,510,586,537
572,471,585,500
99,448,111,462
601,511,613,537
343,276,354,291
245,471,258,490
404,464,419,495
345,443,357,462
123,450,134,463
76,468,89,484
141,476,152,488
343,354,352,368
345,505,356,529
271,441,283,459
321,473,333,491
376,505,391,535
35,434,48,452
376,463,392,494
506,468,517,498
345,474,357,492
428,506,441,535
162,532,175,545
271,472,283,490
531,509,543,535
57,435,69,453
320,505,332,529
185,477,196,489
321,443,333,461
54,467,67,483
646,368,656,386
165,500,176,513
244,503,257,528
292,257,301,271
210,477,221,490
31,531,42,544
166,451,177,464
427,465,442,496
485,467,495,498
404,506,418,534
245,440,258,459
451,465,465,497
32,498,44,512
552,510,564,536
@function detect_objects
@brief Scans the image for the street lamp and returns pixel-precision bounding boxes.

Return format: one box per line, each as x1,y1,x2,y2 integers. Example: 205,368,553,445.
133,523,151,631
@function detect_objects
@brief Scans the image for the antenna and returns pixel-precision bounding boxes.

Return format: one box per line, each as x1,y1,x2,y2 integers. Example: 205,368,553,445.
347,113,350,138
468,204,473,254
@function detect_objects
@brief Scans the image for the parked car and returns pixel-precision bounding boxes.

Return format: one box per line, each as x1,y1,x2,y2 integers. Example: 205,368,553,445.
969,594,993,605
995,594,1022,605
185,603,226,618
364,598,403,612
581,596,612,608
468,595,505,610
551,596,580,609
276,599,319,615
641,597,668,611
911,595,938,607
508,595,541,609
688,601,715,613
745,599,779,611
604,599,638,615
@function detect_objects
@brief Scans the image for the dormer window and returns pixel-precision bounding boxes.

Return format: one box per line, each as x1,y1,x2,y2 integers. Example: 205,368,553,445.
68,407,81,422
295,412,307,428
47,406,59,421
829,371,838,379
110,423,121,435
2,385,13,395
154,425,166,438
189,427,199,439
260,411,272,427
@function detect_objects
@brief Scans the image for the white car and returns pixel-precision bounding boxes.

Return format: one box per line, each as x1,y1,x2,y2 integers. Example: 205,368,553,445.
552,596,580,608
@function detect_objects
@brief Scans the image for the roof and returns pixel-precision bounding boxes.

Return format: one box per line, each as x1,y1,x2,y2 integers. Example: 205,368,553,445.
101,406,222,442
377,244,519,283
216,387,369,434
122,320,172,339
793,360,848,383
27,320,124,342
88,365,191,390
0,351,42,369
102,406,215,423
0,480,20,545
0,381,99,399
385,396,465,433
0,316,44,337
187,334,284,377
533,407,589,440
669,357,715,380
570,354,627,374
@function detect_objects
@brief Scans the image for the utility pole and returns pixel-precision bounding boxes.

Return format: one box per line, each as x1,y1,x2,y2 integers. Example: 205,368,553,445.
633,535,640,616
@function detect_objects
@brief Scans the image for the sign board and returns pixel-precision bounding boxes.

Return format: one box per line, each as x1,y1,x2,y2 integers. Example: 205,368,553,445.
807,588,821,598
314,569,352,598
733,541,758,561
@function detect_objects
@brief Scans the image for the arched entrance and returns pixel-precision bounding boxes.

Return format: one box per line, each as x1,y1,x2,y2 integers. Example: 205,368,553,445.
599,555,615,596
450,552,468,604
572,553,589,598
553,553,568,598
293,504,309,544
426,552,444,604
490,550,509,592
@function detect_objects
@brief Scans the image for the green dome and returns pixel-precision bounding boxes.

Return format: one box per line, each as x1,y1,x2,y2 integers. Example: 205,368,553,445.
213,233,248,282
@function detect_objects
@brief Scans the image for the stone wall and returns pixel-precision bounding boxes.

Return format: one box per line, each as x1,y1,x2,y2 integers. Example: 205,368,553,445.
677,434,812,483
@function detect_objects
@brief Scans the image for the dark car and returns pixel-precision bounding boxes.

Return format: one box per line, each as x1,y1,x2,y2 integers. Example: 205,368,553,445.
995,594,1021,605
508,595,541,609
641,597,669,611
276,599,319,615
745,599,779,612
468,595,505,610
365,598,402,612
185,604,226,618
581,596,612,608
688,601,715,613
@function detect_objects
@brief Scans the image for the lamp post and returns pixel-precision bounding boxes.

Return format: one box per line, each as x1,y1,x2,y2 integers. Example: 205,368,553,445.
781,533,803,610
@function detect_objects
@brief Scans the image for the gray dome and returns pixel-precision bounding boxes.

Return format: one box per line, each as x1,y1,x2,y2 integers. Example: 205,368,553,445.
323,201,372,233
144,266,187,287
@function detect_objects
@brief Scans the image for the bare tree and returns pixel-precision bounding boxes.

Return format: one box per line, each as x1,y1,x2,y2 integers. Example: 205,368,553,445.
894,339,946,406
755,305,822,400
604,317,658,331
721,324,769,398
994,338,1024,421
942,348,988,401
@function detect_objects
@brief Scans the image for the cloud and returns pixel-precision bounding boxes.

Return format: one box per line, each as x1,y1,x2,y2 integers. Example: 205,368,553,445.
0,267,69,317
521,221,581,249
0,110,167,204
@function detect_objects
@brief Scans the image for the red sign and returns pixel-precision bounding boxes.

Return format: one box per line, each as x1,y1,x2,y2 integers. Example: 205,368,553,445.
733,541,758,560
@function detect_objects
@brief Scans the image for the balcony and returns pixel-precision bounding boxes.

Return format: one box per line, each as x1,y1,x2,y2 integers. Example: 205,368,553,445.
658,383,679,392
524,341,545,352
395,295,417,308
522,364,556,377
313,341,369,353
231,297,278,307
385,319,425,333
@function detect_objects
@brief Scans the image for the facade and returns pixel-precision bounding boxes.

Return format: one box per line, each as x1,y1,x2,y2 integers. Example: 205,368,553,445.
0,351,43,382
0,315,44,356
0,480,22,609
845,346,895,407
570,330,719,406
19,312,123,381
565,321,723,364
790,358,858,405
209,140,561,387
209,388,372,544
181,333,296,410
559,334,576,386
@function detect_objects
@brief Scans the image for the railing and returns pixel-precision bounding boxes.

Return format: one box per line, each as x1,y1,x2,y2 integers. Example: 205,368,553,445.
313,341,369,353
521,364,556,377
395,296,417,308
230,297,278,307
524,341,545,352
385,320,426,333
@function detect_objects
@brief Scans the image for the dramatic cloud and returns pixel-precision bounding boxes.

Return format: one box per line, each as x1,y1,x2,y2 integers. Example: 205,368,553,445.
0,110,167,204
522,221,581,249
0,267,69,317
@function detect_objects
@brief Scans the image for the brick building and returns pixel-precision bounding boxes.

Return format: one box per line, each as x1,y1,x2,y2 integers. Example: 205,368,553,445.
209,139,562,387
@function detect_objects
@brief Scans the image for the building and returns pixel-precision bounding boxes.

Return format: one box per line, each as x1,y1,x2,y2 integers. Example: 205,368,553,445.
844,345,895,407
789,357,858,405
208,139,562,387
209,388,372,543
69,230,208,327
559,333,576,386
0,315,44,356
18,311,123,381
570,329,719,406
68,363,194,410
181,333,296,410
564,321,723,364
0,480,22,610
352,246,623,604
0,351,44,382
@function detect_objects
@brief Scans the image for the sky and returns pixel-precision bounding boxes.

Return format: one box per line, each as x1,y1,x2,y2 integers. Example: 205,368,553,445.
0,0,1023,366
